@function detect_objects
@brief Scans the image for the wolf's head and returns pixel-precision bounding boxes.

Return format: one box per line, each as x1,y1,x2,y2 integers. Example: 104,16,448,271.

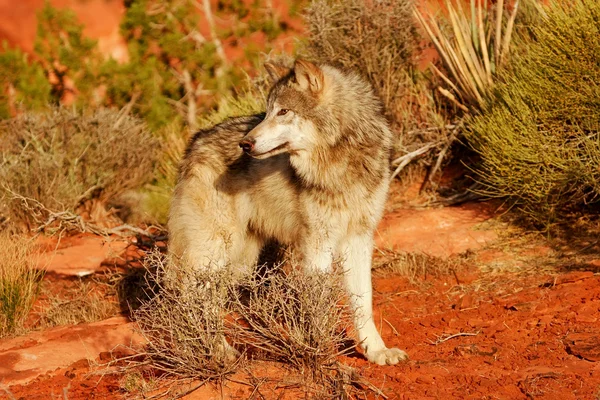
239,60,329,159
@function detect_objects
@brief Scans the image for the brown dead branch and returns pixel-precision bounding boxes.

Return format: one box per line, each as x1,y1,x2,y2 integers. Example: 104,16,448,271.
5,188,163,239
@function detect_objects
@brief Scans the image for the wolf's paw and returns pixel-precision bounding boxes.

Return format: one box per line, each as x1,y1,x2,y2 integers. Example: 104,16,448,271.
366,347,409,366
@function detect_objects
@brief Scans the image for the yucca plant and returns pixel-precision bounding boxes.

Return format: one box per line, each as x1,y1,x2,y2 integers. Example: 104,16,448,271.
414,0,519,112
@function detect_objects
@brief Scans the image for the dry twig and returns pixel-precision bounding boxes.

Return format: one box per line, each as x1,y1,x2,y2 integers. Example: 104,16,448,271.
428,331,480,345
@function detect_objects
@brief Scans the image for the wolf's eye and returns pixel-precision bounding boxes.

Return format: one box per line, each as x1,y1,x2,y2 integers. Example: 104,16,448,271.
277,109,289,116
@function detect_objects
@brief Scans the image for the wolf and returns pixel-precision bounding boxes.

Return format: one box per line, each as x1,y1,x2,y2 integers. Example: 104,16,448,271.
168,59,408,365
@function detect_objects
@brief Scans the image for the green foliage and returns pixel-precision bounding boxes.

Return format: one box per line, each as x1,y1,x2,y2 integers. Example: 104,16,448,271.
35,2,102,104
466,0,600,227
0,42,51,118
109,0,233,130
0,107,158,230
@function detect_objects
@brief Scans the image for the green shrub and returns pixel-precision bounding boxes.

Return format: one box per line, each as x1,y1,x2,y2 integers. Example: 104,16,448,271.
0,42,52,119
466,0,600,227
0,107,158,231
35,2,101,104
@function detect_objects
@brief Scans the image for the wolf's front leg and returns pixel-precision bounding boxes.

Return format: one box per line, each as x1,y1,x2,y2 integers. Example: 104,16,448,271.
340,234,408,365
301,231,336,273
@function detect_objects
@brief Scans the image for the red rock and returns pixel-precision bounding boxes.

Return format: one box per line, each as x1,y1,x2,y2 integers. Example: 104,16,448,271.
0,0,128,62
564,333,600,362
0,317,144,386
37,234,129,276
375,203,498,258
458,293,474,310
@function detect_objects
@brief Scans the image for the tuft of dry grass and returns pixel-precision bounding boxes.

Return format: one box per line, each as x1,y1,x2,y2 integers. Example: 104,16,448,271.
0,106,158,232
304,0,423,127
373,249,456,282
132,250,242,380
303,0,451,184
38,278,119,328
0,233,44,338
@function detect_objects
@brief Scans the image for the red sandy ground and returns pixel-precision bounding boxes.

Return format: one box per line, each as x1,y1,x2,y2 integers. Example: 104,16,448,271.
4,265,600,399
0,180,600,400
1,177,600,399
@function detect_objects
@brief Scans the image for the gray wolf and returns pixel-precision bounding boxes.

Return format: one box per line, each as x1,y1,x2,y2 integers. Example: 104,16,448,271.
168,59,407,365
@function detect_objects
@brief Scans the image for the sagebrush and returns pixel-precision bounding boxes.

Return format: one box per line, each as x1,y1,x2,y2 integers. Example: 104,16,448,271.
132,251,241,379
133,250,351,382
0,107,158,231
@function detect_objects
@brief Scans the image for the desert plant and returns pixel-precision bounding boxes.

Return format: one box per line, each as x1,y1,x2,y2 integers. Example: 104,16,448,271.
230,265,352,372
0,42,52,119
373,250,454,282
465,0,600,227
414,0,519,112
0,233,43,337
133,248,353,386
304,0,421,125
0,107,158,231
34,2,102,105
303,0,440,134
132,250,242,379
304,0,452,183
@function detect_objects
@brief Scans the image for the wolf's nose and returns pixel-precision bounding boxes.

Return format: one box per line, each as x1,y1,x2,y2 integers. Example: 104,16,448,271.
239,139,255,153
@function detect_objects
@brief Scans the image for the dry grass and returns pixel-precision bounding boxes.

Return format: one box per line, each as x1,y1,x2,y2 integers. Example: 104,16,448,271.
303,0,451,184
0,107,158,232
304,0,424,128
131,249,355,394
132,250,242,380
229,265,352,372
0,233,44,338
373,249,456,282
38,278,120,328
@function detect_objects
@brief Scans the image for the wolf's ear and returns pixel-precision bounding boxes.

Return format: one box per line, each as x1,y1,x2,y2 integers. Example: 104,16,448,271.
264,62,291,82
293,60,323,94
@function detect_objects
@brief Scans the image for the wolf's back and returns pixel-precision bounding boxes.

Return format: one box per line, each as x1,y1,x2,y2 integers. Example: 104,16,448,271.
168,114,265,268
179,114,265,180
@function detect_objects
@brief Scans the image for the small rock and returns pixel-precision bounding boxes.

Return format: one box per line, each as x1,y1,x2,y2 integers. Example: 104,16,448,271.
458,294,474,310
564,333,600,362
